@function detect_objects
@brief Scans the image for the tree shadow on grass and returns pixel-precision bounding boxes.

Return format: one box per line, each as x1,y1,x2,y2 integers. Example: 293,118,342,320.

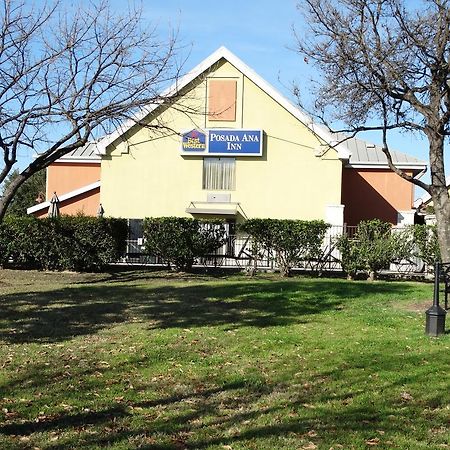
0,277,426,344
0,348,447,449
70,267,241,285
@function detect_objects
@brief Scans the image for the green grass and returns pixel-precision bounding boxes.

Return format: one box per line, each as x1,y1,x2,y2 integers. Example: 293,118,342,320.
0,269,448,449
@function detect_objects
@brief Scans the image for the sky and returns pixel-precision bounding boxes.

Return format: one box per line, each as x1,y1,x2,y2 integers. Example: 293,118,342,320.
18,0,431,198
140,0,431,199
146,0,303,93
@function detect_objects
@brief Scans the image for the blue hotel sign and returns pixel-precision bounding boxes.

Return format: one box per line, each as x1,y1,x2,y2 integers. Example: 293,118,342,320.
208,130,262,155
181,129,207,152
181,129,263,156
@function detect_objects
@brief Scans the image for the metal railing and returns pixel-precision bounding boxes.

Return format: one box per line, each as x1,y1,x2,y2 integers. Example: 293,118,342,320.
120,224,426,274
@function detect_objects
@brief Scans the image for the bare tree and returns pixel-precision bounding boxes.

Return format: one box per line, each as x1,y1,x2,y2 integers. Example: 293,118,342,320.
294,0,450,261
0,0,186,220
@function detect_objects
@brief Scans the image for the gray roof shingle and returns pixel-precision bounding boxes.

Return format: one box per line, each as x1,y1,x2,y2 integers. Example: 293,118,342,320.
334,133,426,166
59,142,100,161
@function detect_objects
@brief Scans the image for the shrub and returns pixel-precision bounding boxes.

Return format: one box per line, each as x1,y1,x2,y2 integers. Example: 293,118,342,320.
239,219,330,276
335,233,361,280
61,216,128,271
412,224,440,270
336,219,413,280
0,216,44,268
0,216,127,271
143,217,227,271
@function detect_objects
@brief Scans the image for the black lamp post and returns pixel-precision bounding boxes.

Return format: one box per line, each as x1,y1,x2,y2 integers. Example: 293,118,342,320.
425,262,447,336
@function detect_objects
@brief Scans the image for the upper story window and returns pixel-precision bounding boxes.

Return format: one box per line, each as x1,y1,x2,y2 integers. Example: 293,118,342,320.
207,79,237,122
203,157,235,190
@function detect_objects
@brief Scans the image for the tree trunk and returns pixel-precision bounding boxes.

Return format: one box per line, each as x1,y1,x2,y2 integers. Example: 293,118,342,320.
432,191,450,263
0,172,28,221
428,132,450,263
280,265,291,277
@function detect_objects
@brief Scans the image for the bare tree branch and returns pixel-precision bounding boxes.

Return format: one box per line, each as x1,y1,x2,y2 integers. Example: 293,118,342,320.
295,0,450,260
0,0,189,219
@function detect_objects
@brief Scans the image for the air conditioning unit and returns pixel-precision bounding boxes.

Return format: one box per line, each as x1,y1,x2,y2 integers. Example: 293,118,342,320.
207,193,231,203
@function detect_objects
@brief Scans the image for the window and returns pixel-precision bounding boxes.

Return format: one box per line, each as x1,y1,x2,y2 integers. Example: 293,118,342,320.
208,79,237,121
203,157,235,190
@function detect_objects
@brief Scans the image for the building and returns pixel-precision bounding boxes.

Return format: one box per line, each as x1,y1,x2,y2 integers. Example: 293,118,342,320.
27,143,101,218
341,137,426,226
28,47,426,228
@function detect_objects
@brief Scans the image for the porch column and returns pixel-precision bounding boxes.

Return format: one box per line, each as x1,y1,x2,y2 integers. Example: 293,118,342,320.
397,210,415,227
326,204,345,227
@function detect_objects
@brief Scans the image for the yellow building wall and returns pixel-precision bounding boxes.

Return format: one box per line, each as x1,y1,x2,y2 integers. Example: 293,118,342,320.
100,60,342,221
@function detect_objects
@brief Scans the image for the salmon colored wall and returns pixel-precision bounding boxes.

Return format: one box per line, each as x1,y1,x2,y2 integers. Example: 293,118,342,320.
208,79,237,121
342,168,414,226
35,188,101,218
47,163,100,199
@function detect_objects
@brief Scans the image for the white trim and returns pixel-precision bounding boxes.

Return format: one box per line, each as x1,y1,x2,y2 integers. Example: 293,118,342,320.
346,163,426,170
27,181,101,214
52,158,101,164
96,46,351,160
186,207,238,216
45,167,49,200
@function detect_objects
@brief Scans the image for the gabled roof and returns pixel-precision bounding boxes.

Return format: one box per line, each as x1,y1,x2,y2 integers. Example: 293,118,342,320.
55,142,101,163
27,181,101,215
96,46,351,159
342,136,426,173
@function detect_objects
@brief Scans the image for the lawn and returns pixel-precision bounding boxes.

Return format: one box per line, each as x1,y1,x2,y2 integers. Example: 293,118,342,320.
0,269,448,450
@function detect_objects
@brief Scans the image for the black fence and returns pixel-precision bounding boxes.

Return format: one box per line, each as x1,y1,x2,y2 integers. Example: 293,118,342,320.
119,221,425,275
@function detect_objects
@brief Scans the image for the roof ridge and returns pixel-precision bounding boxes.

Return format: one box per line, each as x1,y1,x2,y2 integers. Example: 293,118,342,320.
96,46,351,160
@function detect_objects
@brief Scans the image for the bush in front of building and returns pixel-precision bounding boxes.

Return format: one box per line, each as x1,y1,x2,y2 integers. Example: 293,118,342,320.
411,224,440,271
336,219,414,280
143,217,227,271
62,216,128,271
0,216,127,271
239,218,330,277
334,232,361,280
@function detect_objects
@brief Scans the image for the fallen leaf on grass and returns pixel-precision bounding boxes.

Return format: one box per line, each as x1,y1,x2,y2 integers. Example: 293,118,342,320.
400,391,413,401
302,403,316,409
302,442,317,449
366,438,380,446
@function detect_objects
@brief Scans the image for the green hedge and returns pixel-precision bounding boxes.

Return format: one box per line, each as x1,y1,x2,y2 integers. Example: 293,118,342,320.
143,217,227,271
239,218,330,276
0,216,127,271
336,219,429,280
411,224,440,269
